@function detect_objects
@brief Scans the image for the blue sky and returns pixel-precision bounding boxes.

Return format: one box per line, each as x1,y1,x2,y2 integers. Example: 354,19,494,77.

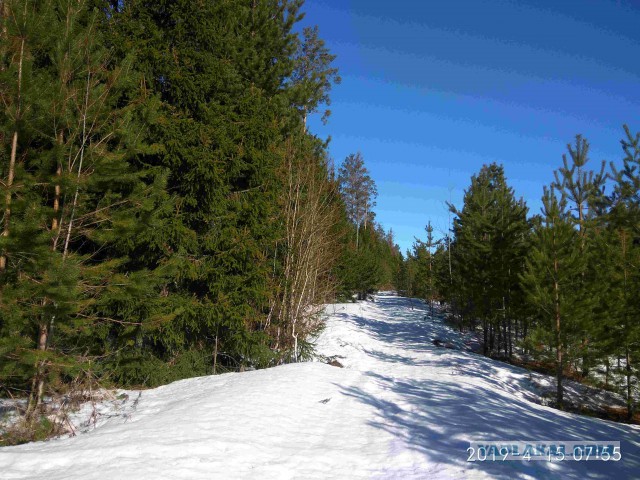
299,0,640,253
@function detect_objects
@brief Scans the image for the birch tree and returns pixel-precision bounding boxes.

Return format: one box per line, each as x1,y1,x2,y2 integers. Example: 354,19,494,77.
271,138,341,361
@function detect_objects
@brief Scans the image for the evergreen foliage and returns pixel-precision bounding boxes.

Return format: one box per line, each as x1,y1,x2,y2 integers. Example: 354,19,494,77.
420,129,639,419
2,0,638,432
1,0,382,416
337,152,377,251
334,152,398,300
0,0,170,411
447,163,529,356
520,188,590,408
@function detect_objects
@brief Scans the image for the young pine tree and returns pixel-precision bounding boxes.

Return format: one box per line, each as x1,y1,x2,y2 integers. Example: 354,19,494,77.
520,187,591,409
601,125,640,420
0,0,170,410
410,222,439,315
553,135,605,376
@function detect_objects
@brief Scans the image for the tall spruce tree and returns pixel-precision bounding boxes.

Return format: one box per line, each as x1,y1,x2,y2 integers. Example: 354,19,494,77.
449,163,528,355
93,0,344,378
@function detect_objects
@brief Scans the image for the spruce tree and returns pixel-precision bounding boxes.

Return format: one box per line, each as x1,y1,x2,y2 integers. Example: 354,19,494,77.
99,0,341,376
450,163,527,355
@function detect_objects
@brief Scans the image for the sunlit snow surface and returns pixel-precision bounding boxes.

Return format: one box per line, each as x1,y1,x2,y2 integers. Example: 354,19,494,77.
1,293,639,479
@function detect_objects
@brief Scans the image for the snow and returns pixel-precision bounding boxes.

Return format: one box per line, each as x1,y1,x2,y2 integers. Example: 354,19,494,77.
1,293,639,479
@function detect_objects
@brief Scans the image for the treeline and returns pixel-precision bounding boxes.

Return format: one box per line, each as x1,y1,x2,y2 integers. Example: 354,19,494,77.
400,128,640,418
0,0,398,418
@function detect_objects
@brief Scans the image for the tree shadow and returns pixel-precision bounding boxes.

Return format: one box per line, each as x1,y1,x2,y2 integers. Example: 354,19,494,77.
340,370,640,478
337,294,478,355
333,294,640,478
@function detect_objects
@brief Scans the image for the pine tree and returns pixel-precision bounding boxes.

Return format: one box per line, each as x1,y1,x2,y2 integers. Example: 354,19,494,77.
553,135,606,238
602,125,640,419
290,25,341,126
0,0,31,271
393,250,409,295
424,222,437,315
337,152,377,251
0,0,170,410
450,165,495,348
410,222,439,315
490,179,529,357
520,187,590,408
552,135,605,376
335,152,386,299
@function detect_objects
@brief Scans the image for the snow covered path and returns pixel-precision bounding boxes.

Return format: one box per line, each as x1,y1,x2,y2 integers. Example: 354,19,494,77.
1,293,639,479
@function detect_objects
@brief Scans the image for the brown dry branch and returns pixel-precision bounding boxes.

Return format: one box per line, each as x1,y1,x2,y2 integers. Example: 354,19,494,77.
270,138,341,361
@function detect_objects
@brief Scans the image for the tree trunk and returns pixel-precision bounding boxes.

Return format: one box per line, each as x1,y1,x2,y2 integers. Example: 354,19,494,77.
26,321,49,416
508,317,512,358
626,346,633,421
555,276,563,409
489,322,494,355
482,319,488,356
29,137,64,411
1,29,25,270
556,342,563,409
213,334,218,375
52,131,63,249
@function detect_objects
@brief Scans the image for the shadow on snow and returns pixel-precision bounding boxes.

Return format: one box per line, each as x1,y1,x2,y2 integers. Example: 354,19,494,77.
335,294,640,479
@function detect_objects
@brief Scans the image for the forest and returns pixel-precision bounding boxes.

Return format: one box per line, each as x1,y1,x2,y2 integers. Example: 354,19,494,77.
401,130,640,420
1,0,638,445
0,0,398,439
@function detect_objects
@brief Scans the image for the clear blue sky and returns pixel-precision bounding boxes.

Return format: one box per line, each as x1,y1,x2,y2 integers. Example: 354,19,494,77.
300,0,640,253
